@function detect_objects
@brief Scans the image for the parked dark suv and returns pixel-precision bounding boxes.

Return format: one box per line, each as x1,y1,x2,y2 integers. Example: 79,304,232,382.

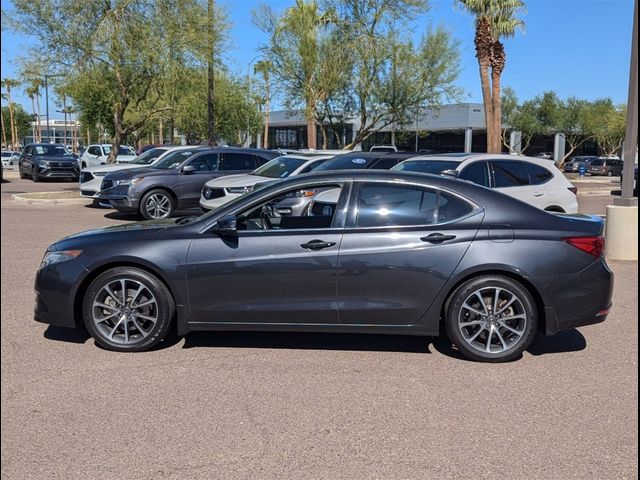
19,144,79,182
99,147,278,219
589,157,624,176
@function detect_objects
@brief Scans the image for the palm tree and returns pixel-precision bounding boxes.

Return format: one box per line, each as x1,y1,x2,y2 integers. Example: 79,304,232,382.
26,85,40,143
275,0,334,149
2,79,21,150
254,59,273,149
456,0,525,153
26,79,44,142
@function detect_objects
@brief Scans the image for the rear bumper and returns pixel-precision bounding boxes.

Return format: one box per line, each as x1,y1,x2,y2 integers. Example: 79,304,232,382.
527,259,614,335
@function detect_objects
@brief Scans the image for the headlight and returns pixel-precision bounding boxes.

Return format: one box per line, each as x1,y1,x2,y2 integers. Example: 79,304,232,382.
226,186,254,195
40,250,82,269
115,177,144,186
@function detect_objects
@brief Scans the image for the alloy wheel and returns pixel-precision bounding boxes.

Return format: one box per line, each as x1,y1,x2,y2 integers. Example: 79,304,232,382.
91,278,159,345
145,193,171,219
457,287,528,355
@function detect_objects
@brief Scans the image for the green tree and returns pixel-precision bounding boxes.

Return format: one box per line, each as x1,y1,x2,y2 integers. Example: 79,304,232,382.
557,97,593,161
1,104,34,143
456,0,525,153
2,78,20,150
330,0,461,149
584,99,626,156
11,0,221,162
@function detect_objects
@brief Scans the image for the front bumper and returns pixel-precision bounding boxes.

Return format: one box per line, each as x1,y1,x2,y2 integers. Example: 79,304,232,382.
97,185,140,212
527,259,614,335
34,259,90,328
38,165,79,179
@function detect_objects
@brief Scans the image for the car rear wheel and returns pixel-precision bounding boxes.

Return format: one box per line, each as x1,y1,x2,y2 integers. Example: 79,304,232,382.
445,276,538,362
82,267,175,352
140,189,174,220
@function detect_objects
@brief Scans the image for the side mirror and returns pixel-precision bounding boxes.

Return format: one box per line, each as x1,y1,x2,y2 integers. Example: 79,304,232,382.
182,165,196,175
214,214,237,235
441,169,459,178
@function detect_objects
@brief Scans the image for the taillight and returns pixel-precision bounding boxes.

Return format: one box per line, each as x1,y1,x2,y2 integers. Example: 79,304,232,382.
563,236,605,257
568,186,578,195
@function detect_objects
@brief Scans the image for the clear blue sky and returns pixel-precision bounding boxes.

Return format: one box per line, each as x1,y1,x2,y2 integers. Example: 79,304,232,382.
1,0,635,120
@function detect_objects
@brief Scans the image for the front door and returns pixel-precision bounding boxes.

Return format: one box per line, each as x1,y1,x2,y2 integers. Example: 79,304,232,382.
186,182,349,324
175,153,220,208
337,181,483,325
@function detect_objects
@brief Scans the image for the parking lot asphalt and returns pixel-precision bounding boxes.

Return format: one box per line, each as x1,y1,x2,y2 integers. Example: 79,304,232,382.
1,176,637,480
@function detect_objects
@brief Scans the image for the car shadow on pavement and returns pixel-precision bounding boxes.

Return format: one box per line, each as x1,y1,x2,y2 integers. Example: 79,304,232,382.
182,331,433,354
44,325,91,344
527,329,586,356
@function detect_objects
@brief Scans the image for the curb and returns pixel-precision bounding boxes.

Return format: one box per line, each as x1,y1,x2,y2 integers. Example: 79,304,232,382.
11,192,91,205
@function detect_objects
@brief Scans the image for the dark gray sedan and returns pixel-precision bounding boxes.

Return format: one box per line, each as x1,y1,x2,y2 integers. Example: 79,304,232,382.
35,170,613,362
99,147,278,219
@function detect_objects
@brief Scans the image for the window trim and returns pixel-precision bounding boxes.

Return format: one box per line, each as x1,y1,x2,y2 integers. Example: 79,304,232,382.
459,161,492,188
345,180,482,231
489,160,554,188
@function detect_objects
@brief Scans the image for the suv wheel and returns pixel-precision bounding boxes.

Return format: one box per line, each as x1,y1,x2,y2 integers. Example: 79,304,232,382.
140,189,174,220
32,168,41,182
445,275,538,362
19,166,26,179
82,267,175,352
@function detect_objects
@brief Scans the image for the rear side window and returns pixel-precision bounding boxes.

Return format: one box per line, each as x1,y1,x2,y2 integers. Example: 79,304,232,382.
526,163,553,185
459,161,490,188
355,183,474,228
492,161,530,187
221,153,257,170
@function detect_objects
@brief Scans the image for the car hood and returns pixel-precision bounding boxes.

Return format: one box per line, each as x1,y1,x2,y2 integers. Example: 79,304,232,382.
106,167,175,180
51,219,178,250
204,174,264,188
88,163,147,174
115,155,137,163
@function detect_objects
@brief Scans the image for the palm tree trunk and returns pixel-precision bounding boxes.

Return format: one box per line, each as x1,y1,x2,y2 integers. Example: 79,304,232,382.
0,108,7,149
306,115,317,149
35,95,42,142
490,68,502,153
6,86,17,151
159,119,164,145
263,80,270,149
479,62,494,153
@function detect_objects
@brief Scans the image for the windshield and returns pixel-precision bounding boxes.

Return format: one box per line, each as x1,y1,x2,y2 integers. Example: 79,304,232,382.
151,149,200,169
392,160,460,174
131,148,168,165
313,155,377,171
34,145,71,156
103,145,136,156
252,156,307,178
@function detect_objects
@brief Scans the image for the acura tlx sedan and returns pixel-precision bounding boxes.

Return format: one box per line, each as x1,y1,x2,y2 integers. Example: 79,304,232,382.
34,171,613,362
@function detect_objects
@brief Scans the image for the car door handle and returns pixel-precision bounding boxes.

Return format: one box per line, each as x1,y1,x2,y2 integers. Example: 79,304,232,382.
420,233,457,244
300,240,336,250
533,191,544,197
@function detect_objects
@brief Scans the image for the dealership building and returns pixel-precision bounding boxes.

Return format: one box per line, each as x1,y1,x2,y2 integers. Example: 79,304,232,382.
264,102,599,156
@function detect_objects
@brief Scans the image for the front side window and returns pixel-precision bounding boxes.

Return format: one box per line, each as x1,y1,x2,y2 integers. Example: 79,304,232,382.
492,161,530,188
236,184,343,231
188,154,216,172
221,153,257,170
355,183,473,228
459,161,490,187
87,146,101,156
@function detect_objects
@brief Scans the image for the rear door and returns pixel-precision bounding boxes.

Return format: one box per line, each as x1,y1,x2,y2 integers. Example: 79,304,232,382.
490,160,548,209
336,181,483,325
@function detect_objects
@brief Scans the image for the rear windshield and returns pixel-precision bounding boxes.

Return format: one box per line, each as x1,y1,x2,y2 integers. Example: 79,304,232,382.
591,159,604,166
313,155,377,171
392,160,460,174
253,156,307,178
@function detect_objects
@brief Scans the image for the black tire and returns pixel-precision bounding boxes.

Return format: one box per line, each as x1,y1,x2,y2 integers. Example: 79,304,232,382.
444,275,538,363
140,189,175,220
82,267,175,352
32,168,41,182
19,166,26,179
81,161,87,169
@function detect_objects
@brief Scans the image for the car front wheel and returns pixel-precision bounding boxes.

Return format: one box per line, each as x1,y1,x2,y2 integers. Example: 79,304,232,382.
82,267,175,352
32,168,41,182
19,166,26,179
140,189,174,220
445,275,538,362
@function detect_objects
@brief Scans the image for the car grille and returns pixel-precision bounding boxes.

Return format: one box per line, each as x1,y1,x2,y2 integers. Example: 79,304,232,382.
47,161,78,173
101,179,114,190
80,172,94,183
202,187,225,200
310,201,335,217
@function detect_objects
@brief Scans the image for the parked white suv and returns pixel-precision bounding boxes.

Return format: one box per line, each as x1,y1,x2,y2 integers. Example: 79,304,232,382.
392,153,579,213
200,153,334,211
1,150,20,167
79,144,137,169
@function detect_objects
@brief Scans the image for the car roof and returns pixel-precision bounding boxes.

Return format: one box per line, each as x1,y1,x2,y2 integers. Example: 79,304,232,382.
400,153,558,168
279,153,335,161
